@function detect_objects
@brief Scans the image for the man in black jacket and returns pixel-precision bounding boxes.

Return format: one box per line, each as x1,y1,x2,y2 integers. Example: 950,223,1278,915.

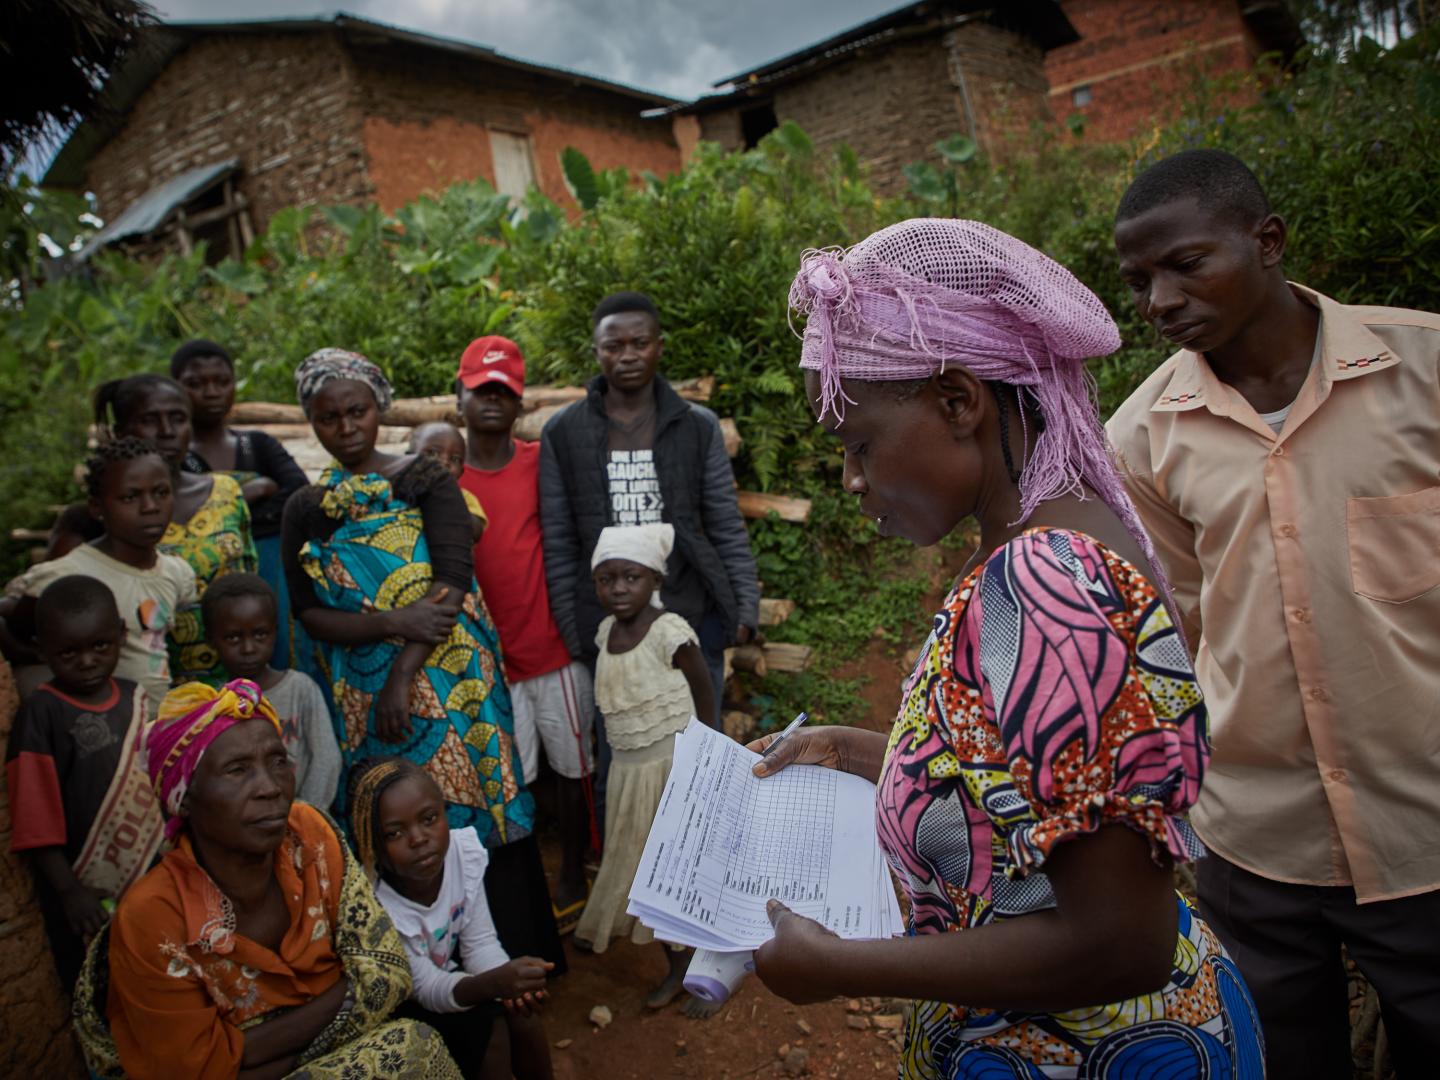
539,291,760,744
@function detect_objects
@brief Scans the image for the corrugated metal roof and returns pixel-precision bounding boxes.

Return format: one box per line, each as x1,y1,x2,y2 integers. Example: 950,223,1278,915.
75,157,237,260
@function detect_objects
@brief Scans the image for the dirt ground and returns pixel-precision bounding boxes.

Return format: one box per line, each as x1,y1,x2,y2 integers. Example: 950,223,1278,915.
540,942,905,1080
533,543,970,1080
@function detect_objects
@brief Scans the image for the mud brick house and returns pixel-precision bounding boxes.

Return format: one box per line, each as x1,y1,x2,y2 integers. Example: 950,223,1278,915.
1046,0,1302,142
669,0,1079,194
43,14,682,259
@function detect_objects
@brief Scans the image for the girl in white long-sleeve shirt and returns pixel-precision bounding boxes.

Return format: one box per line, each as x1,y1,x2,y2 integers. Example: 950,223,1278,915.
350,757,554,1079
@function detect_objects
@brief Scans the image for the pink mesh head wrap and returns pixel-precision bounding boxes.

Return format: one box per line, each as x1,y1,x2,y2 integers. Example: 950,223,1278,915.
789,218,1167,596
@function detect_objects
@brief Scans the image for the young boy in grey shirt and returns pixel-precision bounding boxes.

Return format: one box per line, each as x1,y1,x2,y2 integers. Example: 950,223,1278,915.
203,573,340,809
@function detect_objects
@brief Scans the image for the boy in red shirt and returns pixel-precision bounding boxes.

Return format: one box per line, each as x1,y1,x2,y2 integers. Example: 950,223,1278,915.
456,337,596,925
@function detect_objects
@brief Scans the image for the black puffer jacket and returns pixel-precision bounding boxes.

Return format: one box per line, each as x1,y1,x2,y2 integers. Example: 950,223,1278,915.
538,375,760,662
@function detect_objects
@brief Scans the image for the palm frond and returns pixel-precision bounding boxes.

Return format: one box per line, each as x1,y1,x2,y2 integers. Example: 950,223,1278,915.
0,0,157,175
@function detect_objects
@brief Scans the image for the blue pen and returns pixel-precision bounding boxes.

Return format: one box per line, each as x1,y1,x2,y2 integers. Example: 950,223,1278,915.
761,711,809,758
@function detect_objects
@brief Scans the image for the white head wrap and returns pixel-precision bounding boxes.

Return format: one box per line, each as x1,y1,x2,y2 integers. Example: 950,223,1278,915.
591,523,674,609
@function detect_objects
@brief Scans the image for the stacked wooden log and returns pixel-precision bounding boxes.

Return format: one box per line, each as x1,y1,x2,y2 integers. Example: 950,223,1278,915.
723,597,813,680
10,379,816,686
227,377,801,521
721,595,813,744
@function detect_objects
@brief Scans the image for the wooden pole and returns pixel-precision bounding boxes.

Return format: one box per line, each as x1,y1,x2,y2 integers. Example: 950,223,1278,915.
729,645,768,677
227,375,715,427
757,598,796,626
174,209,193,256
736,490,811,523
760,642,812,673
223,177,241,258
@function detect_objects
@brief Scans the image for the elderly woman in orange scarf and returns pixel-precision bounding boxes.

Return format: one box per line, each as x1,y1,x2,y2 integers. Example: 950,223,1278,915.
73,679,460,1080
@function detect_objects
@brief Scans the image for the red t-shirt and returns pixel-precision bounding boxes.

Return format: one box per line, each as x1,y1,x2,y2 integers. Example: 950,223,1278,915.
460,441,572,682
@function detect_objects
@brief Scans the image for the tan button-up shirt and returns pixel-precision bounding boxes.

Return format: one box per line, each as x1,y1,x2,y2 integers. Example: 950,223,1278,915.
1107,285,1440,903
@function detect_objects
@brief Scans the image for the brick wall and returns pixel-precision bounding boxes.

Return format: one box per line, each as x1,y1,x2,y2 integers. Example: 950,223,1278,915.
775,35,964,195
84,33,372,231
697,34,965,195
696,108,745,154
362,115,494,210
351,41,681,213
946,22,1054,156
693,22,1053,195
82,29,680,232
1046,0,1260,142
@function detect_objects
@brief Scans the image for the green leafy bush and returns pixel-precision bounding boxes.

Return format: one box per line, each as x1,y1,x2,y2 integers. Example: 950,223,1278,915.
0,178,529,563
3,39,1437,726
505,122,893,494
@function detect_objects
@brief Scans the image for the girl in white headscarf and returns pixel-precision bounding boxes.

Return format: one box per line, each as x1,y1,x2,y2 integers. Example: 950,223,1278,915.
573,524,717,1016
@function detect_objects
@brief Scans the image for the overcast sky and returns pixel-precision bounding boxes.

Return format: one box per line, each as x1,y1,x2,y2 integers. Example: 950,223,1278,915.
150,0,905,99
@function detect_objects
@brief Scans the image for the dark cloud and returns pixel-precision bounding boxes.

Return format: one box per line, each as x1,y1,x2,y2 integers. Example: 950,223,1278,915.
152,0,899,98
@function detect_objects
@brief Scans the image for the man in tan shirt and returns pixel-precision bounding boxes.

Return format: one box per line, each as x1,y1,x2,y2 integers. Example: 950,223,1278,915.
1107,149,1440,1079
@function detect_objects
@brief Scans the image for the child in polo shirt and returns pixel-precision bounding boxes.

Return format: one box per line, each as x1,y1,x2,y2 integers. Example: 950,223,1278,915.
455,336,597,932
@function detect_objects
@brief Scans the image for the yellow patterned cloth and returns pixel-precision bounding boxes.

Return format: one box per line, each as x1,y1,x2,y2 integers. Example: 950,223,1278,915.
461,487,488,525
161,473,257,682
298,467,530,847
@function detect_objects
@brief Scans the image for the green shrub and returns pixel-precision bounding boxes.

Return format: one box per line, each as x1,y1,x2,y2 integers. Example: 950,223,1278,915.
505,123,896,494
0,179,528,570
3,39,1436,725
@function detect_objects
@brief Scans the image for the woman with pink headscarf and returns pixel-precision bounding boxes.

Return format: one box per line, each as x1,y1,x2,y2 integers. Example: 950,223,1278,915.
72,679,461,1079
748,220,1264,1077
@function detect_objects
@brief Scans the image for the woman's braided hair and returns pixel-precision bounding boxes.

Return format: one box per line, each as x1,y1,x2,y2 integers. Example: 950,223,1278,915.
347,756,430,883
84,436,165,498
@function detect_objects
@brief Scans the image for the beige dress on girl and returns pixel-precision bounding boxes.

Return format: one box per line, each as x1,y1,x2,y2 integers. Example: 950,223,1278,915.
575,611,698,951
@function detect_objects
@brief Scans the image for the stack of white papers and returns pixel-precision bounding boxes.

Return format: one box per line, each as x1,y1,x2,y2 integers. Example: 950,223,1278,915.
627,718,904,952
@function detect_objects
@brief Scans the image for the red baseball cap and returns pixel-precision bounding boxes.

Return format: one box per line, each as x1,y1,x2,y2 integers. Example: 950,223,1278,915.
457,336,525,397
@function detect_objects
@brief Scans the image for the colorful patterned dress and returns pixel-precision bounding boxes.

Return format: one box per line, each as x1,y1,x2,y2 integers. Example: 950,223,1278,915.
878,528,1264,1078
74,802,461,1079
160,473,257,683
295,465,531,848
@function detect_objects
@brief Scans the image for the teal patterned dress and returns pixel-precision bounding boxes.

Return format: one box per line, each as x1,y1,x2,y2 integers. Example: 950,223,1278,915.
291,462,532,848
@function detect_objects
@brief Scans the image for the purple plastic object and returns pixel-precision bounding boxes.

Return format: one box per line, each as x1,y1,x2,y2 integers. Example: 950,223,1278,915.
684,975,731,1004
683,948,755,1004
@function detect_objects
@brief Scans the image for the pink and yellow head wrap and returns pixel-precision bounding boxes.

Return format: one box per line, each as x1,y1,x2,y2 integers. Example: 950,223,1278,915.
146,679,282,841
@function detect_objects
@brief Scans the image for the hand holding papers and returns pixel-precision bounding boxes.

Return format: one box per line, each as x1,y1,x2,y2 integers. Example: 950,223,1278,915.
627,718,903,952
